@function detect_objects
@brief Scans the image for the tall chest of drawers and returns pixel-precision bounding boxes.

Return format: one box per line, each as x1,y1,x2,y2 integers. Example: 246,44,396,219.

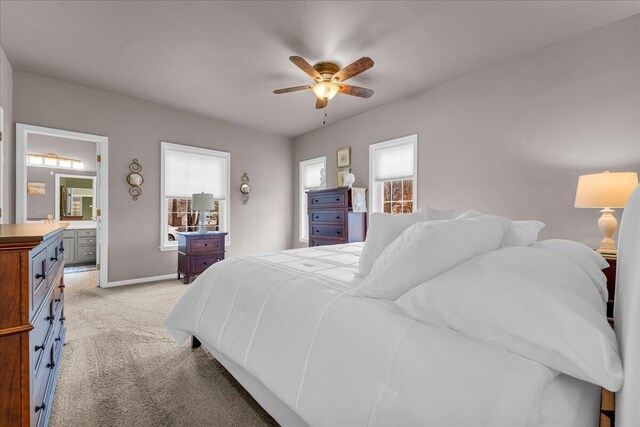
306,187,367,247
0,223,68,427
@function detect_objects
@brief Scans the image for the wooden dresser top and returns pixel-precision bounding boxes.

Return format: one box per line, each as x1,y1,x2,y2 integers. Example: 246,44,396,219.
0,223,69,243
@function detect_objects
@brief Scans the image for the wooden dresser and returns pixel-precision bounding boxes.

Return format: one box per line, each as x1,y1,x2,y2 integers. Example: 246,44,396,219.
0,223,68,427
306,187,367,247
177,231,228,284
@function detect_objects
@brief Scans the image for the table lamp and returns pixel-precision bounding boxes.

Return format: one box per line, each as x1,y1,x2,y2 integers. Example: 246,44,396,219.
192,193,215,233
574,171,638,254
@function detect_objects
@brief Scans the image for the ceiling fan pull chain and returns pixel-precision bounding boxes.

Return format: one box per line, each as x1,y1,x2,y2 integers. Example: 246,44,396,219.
323,107,328,126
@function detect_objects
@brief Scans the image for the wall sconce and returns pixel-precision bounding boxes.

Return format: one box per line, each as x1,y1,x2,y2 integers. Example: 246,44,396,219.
127,159,143,200
240,172,251,204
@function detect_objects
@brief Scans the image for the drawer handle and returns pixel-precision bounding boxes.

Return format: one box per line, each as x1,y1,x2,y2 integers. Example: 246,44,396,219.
55,337,61,342
36,272,47,279
47,361,56,369
203,261,208,265
50,256,58,261
336,231,341,235
60,317,66,323
45,315,54,323
314,199,319,203
59,284,66,289
55,298,61,303
336,198,340,201
34,344,45,352
204,243,208,246
59,246,65,253
35,403,46,413
336,216,340,219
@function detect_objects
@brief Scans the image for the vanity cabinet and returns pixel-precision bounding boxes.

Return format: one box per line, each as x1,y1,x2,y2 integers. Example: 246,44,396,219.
62,228,96,265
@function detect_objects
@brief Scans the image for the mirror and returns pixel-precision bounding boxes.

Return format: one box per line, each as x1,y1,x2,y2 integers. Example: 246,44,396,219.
58,176,96,221
127,173,143,187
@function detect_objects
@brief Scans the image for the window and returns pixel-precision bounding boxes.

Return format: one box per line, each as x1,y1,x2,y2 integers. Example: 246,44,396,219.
160,142,230,250
369,134,417,214
299,156,326,241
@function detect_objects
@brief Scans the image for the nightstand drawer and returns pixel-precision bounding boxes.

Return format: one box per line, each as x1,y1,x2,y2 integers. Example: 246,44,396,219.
310,209,345,224
311,224,346,240
189,237,223,254
190,254,222,273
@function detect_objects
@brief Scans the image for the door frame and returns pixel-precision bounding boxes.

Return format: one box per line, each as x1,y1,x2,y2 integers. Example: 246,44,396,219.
16,124,109,287
0,106,4,224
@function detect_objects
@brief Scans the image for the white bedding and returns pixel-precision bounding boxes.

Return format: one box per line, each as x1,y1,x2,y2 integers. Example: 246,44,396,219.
165,243,592,427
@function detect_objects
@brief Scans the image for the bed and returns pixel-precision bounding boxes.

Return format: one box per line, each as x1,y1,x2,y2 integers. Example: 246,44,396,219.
164,197,640,427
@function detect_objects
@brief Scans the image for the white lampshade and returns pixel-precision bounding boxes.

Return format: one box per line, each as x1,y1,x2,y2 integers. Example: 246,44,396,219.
192,193,215,211
575,171,638,208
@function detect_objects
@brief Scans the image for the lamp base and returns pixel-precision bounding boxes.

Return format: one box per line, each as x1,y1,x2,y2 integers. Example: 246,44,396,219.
596,208,618,254
198,212,208,234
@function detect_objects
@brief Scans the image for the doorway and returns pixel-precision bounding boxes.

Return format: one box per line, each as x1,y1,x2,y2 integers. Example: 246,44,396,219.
16,124,108,287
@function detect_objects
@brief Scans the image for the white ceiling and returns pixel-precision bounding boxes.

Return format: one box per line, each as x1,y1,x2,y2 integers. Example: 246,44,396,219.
1,1,639,138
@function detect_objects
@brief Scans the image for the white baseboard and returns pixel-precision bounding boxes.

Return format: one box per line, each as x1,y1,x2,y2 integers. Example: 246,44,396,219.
103,273,177,288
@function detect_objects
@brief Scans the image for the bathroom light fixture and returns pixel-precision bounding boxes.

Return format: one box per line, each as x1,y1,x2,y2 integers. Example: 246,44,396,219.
27,153,85,170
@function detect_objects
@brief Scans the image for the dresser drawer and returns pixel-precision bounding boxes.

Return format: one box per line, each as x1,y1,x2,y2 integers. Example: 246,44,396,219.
311,224,346,240
77,236,97,245
76,246,97,262
31,352,53,427
46,237,62,275
30,298,54,380
309,192,347,208
76,229,96,237
189,237,222,254
310,238,338,247
190,254,222,274
31,248,49,312
309,209,346,224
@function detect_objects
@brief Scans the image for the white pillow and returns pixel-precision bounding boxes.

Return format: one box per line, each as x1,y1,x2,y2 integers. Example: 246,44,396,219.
501,220,545,247
532,239,609,302
357,207,456,277
456,211,545,247
351,215,510,299
395,246,622,391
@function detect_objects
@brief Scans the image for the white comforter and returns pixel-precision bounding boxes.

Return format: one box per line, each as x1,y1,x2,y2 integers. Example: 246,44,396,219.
166,243,562,427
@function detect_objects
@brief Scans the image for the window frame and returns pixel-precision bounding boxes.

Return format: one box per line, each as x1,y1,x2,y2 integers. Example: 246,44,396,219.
299,156,327,242
369,134,418,214
160,141,230,251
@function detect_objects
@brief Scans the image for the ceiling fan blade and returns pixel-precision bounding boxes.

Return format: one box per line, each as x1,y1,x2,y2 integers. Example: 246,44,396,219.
290,56,322,82
339,84,374,98
273,85,313,94
333,57,374,82
316,98,328,109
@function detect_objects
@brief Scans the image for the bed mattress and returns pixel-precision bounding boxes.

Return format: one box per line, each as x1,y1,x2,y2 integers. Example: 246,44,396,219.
166,243,600,427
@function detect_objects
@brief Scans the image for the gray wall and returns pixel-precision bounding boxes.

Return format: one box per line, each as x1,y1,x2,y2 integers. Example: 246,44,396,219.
12,72,293,282
293,15,640,249
0,47,13,223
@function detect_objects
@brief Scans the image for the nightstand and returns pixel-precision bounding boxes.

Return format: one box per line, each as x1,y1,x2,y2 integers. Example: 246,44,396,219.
177,232,227,284
601,254,617,323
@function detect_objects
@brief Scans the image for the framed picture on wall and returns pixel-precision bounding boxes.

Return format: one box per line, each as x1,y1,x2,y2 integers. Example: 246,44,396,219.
27,182,46,195
336,147,351,168
337,168,351,187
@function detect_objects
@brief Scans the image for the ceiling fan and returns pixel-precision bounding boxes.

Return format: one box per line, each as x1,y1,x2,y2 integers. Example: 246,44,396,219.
274,56,374,109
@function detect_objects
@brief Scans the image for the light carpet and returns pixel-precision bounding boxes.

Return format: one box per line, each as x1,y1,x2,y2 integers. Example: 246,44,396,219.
50,280,278,427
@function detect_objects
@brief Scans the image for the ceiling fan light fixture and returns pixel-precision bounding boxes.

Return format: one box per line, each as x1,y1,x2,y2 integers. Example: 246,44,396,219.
312,82,340,101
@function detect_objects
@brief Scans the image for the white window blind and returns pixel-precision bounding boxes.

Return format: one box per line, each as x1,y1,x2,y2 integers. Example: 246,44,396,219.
164,148,228,198
373,142,414,182
302,160,324,189
299,156,326,242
